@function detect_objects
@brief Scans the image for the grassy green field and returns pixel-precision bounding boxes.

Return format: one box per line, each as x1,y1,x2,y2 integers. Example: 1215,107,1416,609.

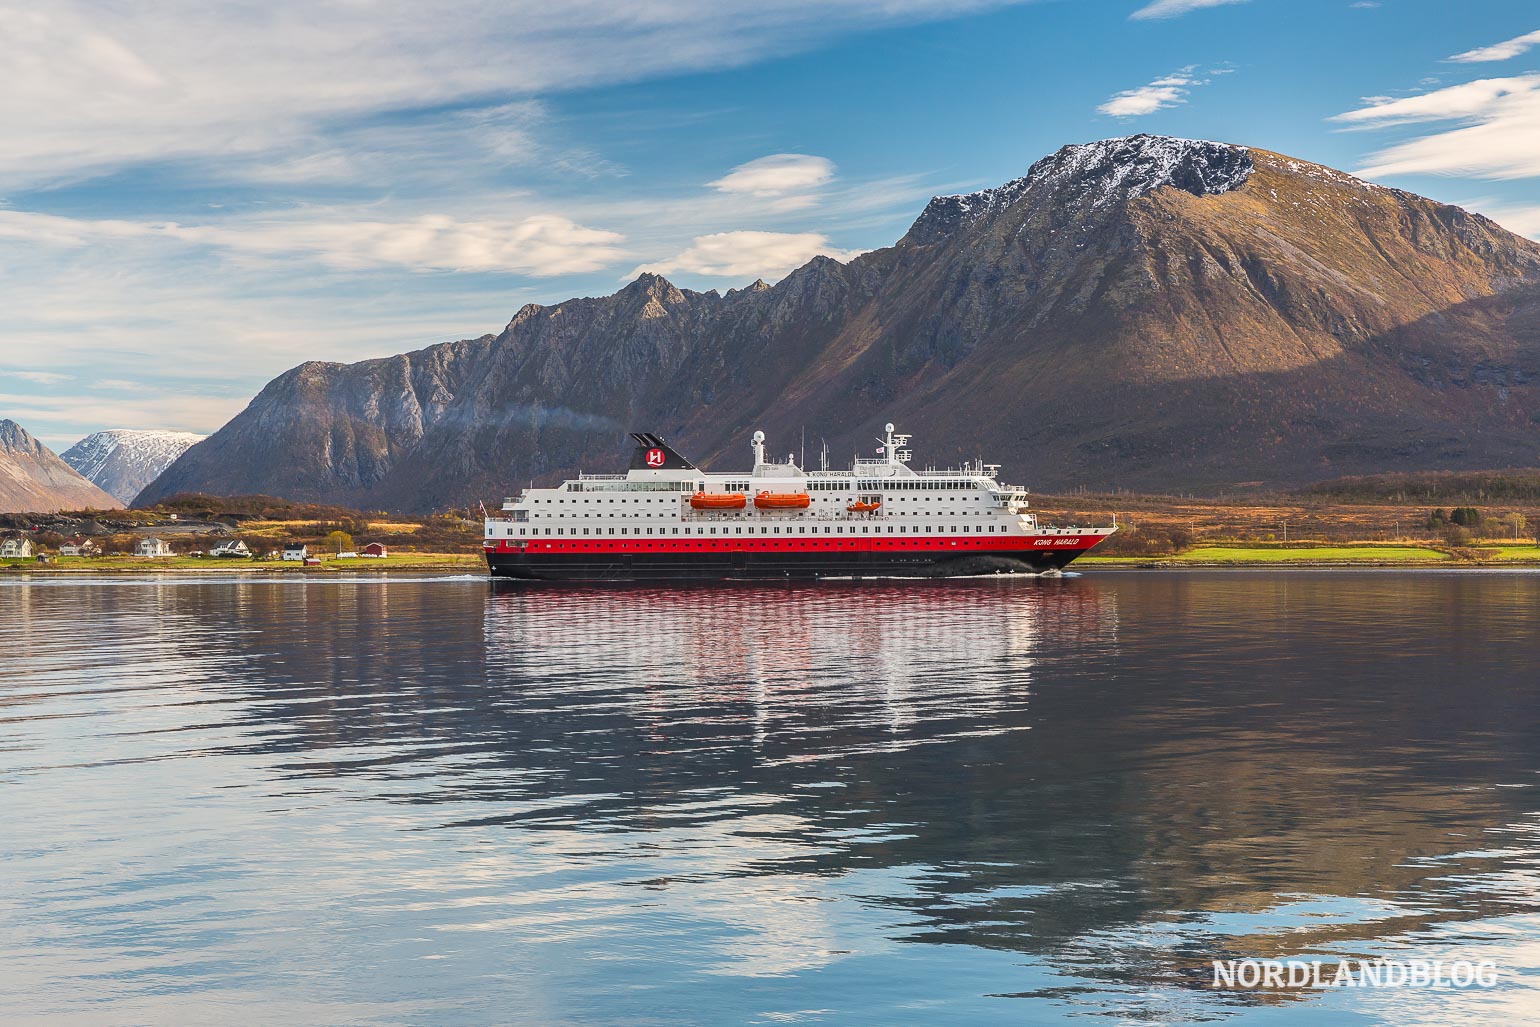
1080,545,1451,565
1485,546,1540,561
1181,545,1448,562
327,553,481,569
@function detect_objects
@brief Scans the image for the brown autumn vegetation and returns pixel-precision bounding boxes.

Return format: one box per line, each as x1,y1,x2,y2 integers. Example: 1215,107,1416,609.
1033,470,1540,556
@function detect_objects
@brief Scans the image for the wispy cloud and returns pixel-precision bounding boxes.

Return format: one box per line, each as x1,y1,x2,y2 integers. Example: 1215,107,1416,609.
0,392,247,450
0,209,628,275
632,231,861,282
1130,0,1246,21
10,370,73,385
1333,74,1540,179
1464,200,1540,239
1098,66,1222,117
1448,29,1540,63
709,154,836,210
0,1,1025,191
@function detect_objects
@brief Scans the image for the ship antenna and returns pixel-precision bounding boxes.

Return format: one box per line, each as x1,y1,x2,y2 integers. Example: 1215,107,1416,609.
801,426,805,469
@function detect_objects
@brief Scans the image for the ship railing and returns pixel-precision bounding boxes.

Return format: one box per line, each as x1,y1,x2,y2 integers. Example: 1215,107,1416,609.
577,473,627,480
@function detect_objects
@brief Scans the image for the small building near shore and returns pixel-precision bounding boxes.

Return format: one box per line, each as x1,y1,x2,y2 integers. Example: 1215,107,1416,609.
282,542,308,561
136,537,173,558
2,537,36,559
210,540,251,558
60,540,102,558
360,542,388,558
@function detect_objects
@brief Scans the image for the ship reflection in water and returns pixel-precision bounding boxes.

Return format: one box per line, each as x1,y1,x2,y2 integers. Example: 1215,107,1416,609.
3,572,1540,1023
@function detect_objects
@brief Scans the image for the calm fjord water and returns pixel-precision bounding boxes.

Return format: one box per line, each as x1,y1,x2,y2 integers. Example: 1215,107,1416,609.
3,571,1540,1024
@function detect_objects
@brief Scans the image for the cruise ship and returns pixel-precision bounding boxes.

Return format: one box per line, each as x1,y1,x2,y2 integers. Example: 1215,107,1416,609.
483,424,1115,582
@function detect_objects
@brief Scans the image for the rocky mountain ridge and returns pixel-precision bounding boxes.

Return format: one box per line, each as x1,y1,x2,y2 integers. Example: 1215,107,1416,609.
140,135,1540,512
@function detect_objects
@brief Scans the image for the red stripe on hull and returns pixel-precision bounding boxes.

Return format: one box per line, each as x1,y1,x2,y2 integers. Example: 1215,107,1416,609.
482,535,1105,555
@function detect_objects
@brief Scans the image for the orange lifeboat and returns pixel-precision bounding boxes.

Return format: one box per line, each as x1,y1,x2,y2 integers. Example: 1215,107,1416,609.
847,500,882,513
754,490,811,510
691,491,747,510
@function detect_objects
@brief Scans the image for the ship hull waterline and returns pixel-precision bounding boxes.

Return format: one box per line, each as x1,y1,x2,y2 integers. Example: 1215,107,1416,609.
485,543,1102,582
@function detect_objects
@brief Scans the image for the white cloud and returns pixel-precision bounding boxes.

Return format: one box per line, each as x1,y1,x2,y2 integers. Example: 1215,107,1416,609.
0,209,628,276
709,154,836,198
1333,74,1540,179
632,231,861,282
1130,0,1246,20
0,392,247,449
0,1,1025,190
10,370,73,385
1098,68,1212,117
1449,29,1540,63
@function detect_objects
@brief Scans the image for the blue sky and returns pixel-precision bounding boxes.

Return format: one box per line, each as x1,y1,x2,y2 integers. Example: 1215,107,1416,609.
4,0,1540,449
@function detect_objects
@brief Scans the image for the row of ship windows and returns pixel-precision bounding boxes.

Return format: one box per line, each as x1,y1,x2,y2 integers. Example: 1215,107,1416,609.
532,494,985,503
501,523,1010,537
525,510,993,518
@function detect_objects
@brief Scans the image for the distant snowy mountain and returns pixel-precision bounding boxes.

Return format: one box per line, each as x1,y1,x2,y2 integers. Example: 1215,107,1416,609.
62,429,205,505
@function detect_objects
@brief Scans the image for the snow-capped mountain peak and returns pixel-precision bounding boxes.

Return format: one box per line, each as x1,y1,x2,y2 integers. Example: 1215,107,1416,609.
907,134,1254,242
61,429,205,505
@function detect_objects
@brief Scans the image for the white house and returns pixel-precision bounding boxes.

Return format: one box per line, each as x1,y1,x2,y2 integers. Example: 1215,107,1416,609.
59,542,82,556
136,537,173,558
1,537,35,559
282,542,308,561
210,540,251,557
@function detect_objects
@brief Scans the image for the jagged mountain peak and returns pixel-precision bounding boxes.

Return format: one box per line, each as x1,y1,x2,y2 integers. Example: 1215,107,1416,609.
0,419,122,512
907,134,1254,243
1,418,33,450
1028,134,1253,203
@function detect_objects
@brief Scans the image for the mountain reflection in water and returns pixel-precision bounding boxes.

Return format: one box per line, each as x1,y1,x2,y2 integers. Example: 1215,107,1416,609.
3,572,1539,1024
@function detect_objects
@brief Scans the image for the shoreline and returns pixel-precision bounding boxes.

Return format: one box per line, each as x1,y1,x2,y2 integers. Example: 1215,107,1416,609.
2,558,480,576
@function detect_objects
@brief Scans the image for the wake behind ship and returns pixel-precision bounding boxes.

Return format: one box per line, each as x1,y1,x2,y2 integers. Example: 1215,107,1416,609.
483,424,1115,582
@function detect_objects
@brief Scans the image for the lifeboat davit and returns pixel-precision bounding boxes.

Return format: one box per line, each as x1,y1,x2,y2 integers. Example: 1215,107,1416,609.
847,500,882,513
754,490,811,510
691,491,747,510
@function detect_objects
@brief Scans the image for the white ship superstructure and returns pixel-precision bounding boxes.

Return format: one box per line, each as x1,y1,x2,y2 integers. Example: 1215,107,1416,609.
484,424,1114,581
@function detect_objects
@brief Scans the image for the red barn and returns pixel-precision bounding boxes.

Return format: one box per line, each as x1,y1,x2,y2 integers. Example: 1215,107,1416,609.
361,542,388,557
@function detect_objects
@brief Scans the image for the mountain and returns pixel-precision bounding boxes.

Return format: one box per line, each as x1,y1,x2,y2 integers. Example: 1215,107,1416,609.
0,420,124,513
61,429,206,504
139,135,1540,512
